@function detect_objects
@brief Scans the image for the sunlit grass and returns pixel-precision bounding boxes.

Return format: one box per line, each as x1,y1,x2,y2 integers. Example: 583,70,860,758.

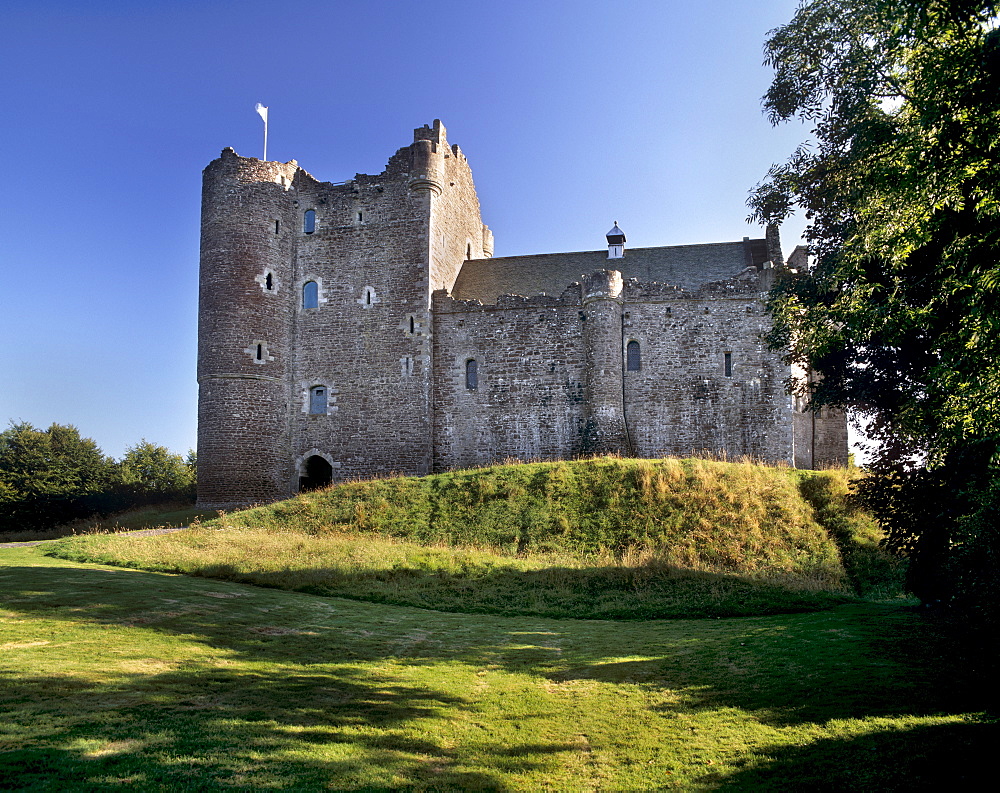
0,545,992,790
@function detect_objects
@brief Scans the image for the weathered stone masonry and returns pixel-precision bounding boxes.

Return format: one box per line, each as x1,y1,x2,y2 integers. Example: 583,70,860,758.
197,119,848,508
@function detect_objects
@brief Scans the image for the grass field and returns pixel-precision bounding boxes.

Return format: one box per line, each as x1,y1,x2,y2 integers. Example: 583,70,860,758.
2,459,992,788
0,544,994,790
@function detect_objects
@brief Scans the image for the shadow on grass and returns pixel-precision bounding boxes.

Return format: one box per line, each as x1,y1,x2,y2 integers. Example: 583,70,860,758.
1,562,994,789
713,718,999,791
0,564,572,790
102,558,859,621
0,670,515,790
543,599,994,724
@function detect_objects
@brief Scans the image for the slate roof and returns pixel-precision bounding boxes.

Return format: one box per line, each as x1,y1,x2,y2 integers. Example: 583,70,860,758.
451,238,770,303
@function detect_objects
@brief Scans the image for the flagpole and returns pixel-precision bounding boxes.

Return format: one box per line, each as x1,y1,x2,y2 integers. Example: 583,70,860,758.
255,103,269,161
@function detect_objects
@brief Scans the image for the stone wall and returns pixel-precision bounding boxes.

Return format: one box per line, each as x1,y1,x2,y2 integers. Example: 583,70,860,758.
284,151,435,485
621,277,793,462
431,289,588,469
430,268,796,470
198,121,847,508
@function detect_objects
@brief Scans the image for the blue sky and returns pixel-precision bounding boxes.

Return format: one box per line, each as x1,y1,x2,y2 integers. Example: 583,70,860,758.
2,0,812,459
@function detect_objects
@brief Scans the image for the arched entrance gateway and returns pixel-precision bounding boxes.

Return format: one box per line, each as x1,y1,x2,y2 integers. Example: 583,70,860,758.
298,455,333,492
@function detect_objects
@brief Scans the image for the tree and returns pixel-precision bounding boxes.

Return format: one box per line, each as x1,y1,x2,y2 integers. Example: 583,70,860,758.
0,422,116,532
749,0,1000,611
117,440,195,498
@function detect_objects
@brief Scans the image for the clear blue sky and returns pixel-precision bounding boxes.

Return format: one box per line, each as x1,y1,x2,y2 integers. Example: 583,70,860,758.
2,0,813,459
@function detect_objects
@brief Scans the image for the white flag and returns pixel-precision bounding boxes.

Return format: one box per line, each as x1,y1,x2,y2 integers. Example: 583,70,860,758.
255,103,268,123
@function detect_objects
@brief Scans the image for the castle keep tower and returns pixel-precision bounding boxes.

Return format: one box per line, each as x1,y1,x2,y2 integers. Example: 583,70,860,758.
198,121,491,508
197,152,299,507
198,120,848,508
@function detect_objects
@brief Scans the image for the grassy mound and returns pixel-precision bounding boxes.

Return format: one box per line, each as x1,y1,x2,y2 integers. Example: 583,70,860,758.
222,457,890,584
46,458,903,618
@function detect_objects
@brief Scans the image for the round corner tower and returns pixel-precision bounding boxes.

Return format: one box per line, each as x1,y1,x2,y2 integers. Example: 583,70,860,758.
581,269,629,455
197,148,299,508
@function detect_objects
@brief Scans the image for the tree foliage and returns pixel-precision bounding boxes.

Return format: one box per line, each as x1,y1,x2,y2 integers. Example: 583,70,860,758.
0,423,196,534
750,0,1000,610
0,422,116,532
118,440,195,497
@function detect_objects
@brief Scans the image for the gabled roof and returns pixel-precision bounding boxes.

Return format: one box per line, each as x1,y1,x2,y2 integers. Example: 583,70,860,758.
452,238,769,303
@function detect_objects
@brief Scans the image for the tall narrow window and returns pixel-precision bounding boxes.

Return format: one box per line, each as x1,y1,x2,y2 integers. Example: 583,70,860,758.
256,344,263,361
302,281,319,309
626,340,641,371
409,316,415,334
303,209,316,234
309,386,327,415
265,272,273,291
274,220,280,234
466,243,472,260
724,352,733,377
465,359,478,390
357,211,363,222
366,290,372,306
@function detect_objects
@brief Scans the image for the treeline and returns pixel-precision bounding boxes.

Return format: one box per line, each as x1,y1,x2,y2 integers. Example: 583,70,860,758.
0,422,195,534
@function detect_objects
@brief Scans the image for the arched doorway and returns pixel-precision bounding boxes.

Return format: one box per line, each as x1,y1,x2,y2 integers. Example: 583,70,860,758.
299,455,333,492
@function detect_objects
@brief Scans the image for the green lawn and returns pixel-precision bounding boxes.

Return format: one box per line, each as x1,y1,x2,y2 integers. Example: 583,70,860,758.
1,544,993,790
46,524,858,620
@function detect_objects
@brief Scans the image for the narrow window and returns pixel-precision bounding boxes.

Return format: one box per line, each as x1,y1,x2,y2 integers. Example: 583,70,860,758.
724,352,733,377
465,359,478,390
302,281,319,309
309,386,327,415
265,272,273,291
303,209,316,234
357,211,363,222
274,220,280,234
626,340,641,372
366,290,372,306
466,243,472,260
256,344,263,361
409,316,415,334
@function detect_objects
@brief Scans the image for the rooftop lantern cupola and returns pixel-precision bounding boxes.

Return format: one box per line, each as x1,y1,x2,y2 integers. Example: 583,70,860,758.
606,222,626,259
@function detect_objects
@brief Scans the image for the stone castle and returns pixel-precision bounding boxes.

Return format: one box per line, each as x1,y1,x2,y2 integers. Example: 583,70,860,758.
197,119,847,508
